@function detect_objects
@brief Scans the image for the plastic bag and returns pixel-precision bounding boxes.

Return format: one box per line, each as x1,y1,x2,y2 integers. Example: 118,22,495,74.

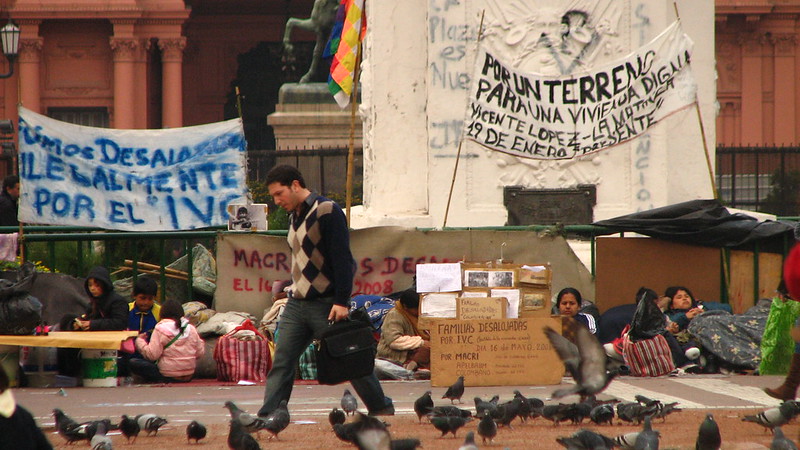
759,299,800,375
628,288,666,342
0,263,42,335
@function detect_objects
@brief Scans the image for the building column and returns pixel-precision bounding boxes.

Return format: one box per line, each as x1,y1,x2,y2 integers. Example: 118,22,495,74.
16,20,43,114
771,32,797,144
738,32,765,145
110,37,139,129
158,37,186,128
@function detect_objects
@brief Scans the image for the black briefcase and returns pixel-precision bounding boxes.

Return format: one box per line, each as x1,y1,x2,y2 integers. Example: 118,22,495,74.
314,315,377,385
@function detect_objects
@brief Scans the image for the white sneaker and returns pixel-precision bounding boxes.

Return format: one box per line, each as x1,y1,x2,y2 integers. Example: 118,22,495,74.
685,347,701,360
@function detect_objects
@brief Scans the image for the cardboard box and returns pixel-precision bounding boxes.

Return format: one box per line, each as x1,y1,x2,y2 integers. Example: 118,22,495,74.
456,297,507,320
429,317,563,386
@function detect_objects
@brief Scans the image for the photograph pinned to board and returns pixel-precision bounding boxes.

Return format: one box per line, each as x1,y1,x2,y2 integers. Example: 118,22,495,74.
465,269,515,288
227,204,269,231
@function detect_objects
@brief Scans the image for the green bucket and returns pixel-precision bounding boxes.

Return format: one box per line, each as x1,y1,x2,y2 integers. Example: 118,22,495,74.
81,349,118,387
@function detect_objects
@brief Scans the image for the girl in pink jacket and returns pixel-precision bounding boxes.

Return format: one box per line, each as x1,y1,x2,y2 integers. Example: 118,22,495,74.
130,299,205,383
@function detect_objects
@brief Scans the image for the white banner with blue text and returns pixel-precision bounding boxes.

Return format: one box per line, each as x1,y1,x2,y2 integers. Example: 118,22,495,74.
17,107,248,231
464,20,697,160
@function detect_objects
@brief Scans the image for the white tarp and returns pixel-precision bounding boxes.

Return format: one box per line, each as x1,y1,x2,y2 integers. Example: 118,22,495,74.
17,106,248,231
463,20,696,160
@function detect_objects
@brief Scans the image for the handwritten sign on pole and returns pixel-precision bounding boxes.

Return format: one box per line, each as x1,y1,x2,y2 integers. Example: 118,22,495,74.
430,317,563,387
463,21,696,160
17,106,248,231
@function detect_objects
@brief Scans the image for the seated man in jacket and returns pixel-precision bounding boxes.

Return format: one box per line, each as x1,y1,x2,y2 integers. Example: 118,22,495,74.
377,288,430,378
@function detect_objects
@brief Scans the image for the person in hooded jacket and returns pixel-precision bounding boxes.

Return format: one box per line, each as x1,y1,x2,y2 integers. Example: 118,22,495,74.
56,266,128,377
129,299,205,383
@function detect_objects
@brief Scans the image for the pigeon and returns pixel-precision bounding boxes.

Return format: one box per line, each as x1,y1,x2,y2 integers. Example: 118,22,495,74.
224,400,269,434
544,323,617,400
85,419,112,441
52,408,89,444
477,413,497,444
342,388,359,415
742,401,800,431
634,394,660,407
413,391,434,422
556,428,615,450
459,431,480,450
474,396,498,419
389,438,423,450
228,419,261,450
527,396,545,419
695,413,721,450
186,420,207,444
262,399,290,440
333,412,389,444
442,375,465,404
513,390,533,421
617,402,657,425
135,413,168,436
494,397,523,427
590,403,615,426
562,401,592,425
614,431,641,449
429,414,470,438
329,407,347,427
633,416,659,450
652,401,681,422
542,403,573,425
771,426,798,450
429,405,472,418
119,414,140,444
89,420,113,450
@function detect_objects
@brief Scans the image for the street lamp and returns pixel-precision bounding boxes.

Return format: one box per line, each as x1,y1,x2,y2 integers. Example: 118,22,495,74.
0,20,19,79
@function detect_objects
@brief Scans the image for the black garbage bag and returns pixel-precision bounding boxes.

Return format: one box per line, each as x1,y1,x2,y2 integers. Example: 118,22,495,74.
0,262,42,335
628,288,666,342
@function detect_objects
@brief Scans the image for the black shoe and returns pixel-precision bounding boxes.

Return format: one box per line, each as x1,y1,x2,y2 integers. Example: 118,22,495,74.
368,404,395,416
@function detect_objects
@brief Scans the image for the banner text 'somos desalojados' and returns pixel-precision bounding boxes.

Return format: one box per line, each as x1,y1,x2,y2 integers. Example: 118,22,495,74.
17,106,248,231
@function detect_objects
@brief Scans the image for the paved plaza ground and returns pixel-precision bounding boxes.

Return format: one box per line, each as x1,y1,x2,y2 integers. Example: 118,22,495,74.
12,373,800,449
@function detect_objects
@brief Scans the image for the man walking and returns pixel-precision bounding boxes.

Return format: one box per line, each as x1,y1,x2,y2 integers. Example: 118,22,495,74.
0,175,19,227
257,165,394,417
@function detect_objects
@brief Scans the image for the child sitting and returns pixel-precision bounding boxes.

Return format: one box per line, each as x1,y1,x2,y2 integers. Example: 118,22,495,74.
119,277,161,377
57,266,128,377
129,299,205,383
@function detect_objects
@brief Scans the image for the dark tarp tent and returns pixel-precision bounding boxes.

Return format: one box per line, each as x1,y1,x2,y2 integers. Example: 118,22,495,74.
592,199,796,250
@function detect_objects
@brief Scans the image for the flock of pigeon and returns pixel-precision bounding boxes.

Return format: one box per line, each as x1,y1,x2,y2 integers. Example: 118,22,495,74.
42,320,800,448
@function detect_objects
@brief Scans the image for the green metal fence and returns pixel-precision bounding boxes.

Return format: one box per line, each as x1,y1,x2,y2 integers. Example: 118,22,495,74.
0,222,795,305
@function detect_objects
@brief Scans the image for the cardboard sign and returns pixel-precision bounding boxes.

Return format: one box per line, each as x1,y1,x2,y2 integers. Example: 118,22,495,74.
457,297,507,320
430,317,563,386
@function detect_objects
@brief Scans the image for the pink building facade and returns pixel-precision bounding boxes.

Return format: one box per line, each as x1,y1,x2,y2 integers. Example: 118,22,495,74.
716,1,800,146
0,0,313,173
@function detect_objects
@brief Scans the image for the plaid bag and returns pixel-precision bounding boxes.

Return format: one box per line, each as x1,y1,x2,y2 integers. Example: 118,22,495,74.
213,320,272,382
621,332,675,377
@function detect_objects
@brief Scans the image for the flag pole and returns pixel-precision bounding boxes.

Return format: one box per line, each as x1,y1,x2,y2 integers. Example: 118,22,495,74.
443,10,485,228
346,44,362,228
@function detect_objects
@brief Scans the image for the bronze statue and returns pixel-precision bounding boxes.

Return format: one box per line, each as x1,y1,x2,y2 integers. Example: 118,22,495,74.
283,0,340,83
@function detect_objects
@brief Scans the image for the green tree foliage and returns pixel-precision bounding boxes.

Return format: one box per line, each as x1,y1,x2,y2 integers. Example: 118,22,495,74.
761,169,800,216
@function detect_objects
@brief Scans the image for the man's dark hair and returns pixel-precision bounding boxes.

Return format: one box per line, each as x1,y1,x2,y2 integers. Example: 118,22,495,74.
266,165,306,188
2,175,18,192
399,288,420,309
133,277,158,297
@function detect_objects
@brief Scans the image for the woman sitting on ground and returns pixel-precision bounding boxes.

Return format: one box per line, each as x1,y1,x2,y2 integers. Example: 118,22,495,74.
556,287,598,334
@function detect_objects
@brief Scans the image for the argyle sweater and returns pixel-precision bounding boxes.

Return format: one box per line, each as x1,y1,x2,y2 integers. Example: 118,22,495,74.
287,193,355,306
